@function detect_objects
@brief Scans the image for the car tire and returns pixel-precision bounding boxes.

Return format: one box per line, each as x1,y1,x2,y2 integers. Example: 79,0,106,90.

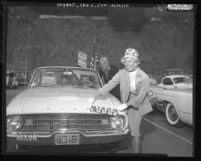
165,103,183,127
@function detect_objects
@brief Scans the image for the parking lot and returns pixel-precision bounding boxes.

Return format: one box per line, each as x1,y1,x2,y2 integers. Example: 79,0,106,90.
5,88,193,157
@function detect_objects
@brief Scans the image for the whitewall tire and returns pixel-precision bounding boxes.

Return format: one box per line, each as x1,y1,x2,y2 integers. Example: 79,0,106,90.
165,103,183,127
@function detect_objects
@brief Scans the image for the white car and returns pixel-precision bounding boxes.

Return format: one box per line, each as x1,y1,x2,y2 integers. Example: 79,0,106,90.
150,87,193,127
6,66,129,152
158,75,192,89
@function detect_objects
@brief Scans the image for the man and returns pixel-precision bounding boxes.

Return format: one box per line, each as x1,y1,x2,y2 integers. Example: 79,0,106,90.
95,48,153,153
98,57,120,101
61,75,68,86
8,69,15,88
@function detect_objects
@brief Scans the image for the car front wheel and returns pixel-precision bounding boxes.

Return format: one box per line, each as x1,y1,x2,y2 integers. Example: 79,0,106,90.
165,103,183,127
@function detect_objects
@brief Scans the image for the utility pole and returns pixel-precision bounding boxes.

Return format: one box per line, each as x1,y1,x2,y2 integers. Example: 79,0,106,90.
24,25,32,88
93,35,97,70
24,34,28,89
25,45,28,83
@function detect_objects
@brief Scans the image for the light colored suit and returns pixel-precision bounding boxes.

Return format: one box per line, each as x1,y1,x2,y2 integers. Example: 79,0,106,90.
99,67,153,116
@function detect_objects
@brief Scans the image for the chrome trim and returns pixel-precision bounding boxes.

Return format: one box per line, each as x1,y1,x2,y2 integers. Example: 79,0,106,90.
7,129,129,138
7,113,129,140
8,113,128,132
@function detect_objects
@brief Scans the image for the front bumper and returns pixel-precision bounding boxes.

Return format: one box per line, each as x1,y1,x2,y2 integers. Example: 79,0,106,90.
7,129,129,146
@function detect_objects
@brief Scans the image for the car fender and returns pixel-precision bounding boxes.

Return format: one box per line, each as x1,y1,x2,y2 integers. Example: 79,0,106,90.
154,89,192,126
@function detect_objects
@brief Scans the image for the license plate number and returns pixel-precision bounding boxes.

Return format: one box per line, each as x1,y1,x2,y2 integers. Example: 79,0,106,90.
55,134,79,145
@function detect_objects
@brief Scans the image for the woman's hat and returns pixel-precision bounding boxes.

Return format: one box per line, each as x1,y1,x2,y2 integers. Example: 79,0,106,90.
121,48,140,64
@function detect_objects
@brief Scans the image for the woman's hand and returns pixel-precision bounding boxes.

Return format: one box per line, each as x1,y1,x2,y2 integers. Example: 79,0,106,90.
88,90,103,107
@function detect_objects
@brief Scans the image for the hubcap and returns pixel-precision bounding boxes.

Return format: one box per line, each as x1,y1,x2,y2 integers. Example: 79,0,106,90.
168,105,178,121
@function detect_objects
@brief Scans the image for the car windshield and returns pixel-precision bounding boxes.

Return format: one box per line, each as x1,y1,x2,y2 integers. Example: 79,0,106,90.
173,77,192,84
29,67,101,89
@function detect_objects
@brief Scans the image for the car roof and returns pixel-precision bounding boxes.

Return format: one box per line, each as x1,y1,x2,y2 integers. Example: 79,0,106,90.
34,66,96,71
163,75,190,79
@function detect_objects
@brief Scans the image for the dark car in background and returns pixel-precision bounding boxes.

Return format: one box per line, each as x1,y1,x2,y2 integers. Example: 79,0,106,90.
6,70,18,89
16,72,29,87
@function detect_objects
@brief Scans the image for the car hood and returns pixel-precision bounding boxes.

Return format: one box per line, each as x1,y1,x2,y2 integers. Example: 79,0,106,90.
7,88,121,115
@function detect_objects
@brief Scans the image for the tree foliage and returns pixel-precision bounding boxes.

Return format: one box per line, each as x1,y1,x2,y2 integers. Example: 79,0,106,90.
6,7,194,76
107,8,149,34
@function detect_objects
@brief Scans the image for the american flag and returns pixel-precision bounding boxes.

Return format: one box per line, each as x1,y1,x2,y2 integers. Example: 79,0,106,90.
90,36,99,70
90,54,99,70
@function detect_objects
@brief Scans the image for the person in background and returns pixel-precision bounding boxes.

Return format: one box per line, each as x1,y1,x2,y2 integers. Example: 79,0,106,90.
8,69,15,88
98,57,120,101
61,75,68,86
95,48,153,153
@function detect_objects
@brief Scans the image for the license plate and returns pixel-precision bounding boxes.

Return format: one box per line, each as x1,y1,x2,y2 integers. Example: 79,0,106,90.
55,134,80,145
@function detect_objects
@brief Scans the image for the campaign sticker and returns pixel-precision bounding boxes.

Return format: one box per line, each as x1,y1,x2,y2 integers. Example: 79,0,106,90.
16,134,38,142
90,105,118,116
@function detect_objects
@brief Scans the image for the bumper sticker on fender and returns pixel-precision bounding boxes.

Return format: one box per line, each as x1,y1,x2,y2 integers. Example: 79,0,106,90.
17,134,38,142
90,105,118,116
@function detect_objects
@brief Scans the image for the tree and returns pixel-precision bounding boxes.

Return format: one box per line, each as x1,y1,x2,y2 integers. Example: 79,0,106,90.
107,8,149,33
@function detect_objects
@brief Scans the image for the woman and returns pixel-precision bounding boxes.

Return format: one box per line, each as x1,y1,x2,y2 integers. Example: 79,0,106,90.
93,48,153,153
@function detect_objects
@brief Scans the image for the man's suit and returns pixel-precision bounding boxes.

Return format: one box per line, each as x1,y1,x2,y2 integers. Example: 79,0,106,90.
99,64,121,101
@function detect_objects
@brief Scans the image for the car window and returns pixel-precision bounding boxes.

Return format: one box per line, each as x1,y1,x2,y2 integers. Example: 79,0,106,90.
173,77,192,84
29,68,101,89
69,68,101,88
163,78,173,85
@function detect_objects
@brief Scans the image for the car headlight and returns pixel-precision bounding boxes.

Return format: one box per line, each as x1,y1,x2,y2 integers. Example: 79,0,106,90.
7,116,23,131
110,117,124,129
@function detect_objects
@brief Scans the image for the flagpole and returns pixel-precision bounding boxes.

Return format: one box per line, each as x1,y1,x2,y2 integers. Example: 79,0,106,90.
93,35,96,70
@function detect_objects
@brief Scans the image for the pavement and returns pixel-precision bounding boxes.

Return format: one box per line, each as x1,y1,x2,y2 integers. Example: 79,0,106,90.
117,118,193,157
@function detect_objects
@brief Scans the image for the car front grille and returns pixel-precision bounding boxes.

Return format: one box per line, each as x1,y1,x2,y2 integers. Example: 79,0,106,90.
20,114,115,132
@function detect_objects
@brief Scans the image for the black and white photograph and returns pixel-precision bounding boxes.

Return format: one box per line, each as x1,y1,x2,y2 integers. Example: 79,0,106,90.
3,3,195,157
